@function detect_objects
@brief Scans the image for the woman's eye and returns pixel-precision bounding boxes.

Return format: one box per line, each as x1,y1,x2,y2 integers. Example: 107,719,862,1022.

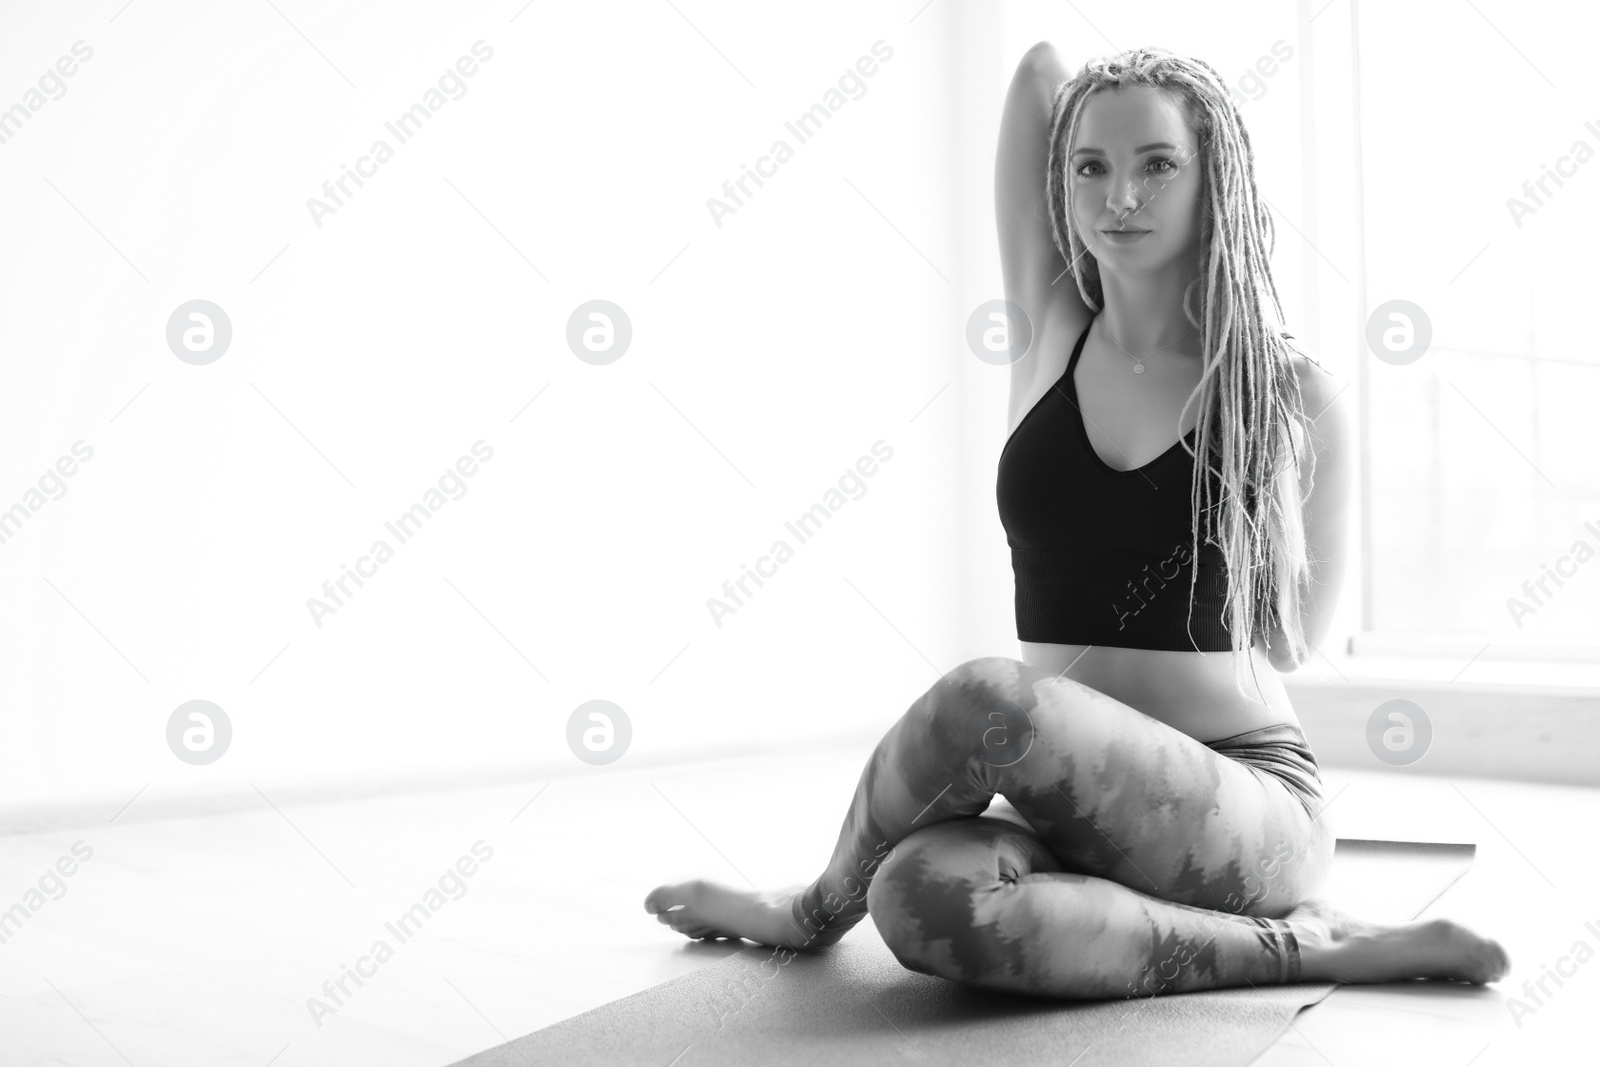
1074,158,1179,179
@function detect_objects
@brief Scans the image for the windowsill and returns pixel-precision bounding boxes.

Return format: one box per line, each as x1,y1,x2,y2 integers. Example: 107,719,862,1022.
1290,647,1600,694
1347,630,1600,668
1281,648,1600,788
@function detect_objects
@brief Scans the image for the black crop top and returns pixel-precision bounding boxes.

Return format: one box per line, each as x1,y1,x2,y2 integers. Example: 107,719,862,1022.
996,317,1242,652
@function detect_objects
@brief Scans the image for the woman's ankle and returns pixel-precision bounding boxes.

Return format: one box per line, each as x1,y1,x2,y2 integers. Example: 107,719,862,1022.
786,887,867,949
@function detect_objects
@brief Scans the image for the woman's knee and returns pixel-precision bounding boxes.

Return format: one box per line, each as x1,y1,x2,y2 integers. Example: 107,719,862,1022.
944,655,1018,684
865,831,937,973
867,818,1056,983
920,657,1048,768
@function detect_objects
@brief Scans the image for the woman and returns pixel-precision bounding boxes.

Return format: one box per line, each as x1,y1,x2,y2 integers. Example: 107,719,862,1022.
645,44,1508,998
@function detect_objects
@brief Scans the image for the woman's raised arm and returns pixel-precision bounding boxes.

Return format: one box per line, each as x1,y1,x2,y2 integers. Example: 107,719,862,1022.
997,42,1092,423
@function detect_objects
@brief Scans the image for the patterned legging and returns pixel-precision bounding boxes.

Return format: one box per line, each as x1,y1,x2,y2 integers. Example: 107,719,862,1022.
787,656,1335,999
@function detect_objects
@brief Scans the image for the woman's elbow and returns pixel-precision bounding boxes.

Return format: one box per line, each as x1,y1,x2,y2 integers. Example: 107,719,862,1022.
1264,628,1307,673
1268,645,1302,673
1019,40,1064,79
1023,41,1057,64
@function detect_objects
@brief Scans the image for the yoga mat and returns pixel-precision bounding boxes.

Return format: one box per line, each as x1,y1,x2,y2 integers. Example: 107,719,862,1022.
450,839,1474,1067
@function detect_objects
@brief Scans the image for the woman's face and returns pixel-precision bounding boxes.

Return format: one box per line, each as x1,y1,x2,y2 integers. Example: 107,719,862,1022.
1068,86,1203,274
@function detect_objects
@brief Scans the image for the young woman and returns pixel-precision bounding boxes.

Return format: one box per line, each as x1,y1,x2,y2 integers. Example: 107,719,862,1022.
645,44,1508,998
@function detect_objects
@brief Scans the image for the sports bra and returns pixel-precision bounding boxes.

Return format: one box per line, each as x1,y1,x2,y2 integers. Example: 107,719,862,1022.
995,316,1244,652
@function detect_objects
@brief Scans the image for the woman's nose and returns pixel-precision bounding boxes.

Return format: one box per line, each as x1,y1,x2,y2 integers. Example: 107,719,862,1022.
1107,176,1142,216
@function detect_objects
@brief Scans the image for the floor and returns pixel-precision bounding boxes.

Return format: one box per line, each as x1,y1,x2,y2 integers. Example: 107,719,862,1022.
2,743,1594,1066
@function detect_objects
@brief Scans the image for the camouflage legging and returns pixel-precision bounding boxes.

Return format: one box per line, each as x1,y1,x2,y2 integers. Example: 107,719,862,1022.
787,656,1335,999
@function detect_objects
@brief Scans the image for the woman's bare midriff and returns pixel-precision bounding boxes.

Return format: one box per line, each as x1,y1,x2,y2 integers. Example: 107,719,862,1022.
1019,637,1300,744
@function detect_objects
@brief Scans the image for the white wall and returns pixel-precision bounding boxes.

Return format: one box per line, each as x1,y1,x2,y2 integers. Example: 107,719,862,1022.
0,0,981,816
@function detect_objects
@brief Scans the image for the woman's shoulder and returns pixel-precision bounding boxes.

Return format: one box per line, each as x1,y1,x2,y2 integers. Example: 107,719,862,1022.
1279,340,1353,470
1278,334,1337,403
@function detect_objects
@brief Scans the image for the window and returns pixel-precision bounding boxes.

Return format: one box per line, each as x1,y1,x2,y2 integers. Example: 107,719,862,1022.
1352,0,1600,659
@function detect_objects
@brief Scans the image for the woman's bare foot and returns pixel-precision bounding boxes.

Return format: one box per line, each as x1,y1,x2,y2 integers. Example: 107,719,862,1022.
1288,899,1510,985
644,880,816,950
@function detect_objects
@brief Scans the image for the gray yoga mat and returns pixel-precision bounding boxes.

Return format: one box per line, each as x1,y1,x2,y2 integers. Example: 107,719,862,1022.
450,839,1474,1067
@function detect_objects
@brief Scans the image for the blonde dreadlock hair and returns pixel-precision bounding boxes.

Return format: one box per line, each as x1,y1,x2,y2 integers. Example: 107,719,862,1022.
1043,46,1324,699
